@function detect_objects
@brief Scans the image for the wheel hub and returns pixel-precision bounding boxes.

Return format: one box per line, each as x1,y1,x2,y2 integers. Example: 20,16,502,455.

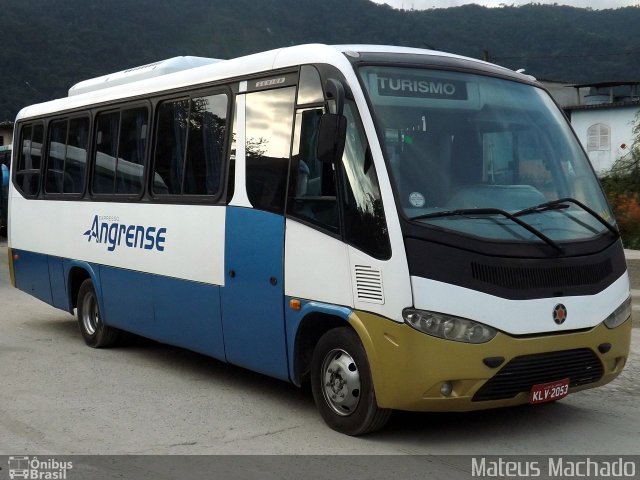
321,349,361,416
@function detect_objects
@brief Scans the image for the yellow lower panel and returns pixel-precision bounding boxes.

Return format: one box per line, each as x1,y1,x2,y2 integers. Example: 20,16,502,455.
348,311,631,412
8,247,15,287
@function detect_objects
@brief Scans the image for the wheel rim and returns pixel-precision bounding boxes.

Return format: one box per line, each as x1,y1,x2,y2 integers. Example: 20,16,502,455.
320,348,361,416
82,291,100,336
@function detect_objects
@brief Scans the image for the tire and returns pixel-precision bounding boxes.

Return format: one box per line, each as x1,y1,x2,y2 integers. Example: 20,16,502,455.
77,278,120,348
311,327,391,435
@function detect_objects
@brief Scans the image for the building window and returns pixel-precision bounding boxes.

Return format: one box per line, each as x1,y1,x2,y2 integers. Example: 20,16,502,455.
587,123,610,151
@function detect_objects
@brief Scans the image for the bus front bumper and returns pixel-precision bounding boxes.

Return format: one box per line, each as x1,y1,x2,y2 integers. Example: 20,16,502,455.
349,311,631,412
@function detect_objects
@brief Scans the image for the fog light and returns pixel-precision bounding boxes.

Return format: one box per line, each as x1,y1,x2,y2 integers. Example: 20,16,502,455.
440,381,453,397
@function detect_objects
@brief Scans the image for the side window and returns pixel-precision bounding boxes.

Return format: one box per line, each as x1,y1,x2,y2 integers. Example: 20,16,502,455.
92,111,119,194
15,123,43,197
287,65,339,232
245,87,296,213
153,94,227,197
116,107,148,194
184,95,227,195
66,118,90,193
288,108,339,233
46,120,67,193
45,117,89,194
92,106,149,195
340,102,391,259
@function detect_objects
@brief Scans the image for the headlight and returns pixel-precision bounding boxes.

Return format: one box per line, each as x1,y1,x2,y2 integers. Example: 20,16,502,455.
403,308,497,343
604,296,631,329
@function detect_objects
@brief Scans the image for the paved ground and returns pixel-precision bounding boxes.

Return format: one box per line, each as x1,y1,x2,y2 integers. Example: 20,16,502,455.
0,238,639,456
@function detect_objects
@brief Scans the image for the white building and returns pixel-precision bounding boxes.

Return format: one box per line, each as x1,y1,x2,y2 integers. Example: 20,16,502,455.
563,82,640,174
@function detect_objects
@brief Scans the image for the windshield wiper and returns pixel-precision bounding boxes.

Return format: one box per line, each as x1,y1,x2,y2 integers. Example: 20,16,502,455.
514,197,619,237
411,208,563,253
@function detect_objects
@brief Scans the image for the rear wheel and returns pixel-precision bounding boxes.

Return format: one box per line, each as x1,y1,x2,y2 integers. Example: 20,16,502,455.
311,327,391,435
77,278,120,348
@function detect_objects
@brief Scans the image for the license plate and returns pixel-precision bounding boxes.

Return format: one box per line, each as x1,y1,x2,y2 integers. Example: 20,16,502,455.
529,378,570,404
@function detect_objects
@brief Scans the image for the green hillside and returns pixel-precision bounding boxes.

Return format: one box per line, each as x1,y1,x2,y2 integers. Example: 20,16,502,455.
2,0,640,120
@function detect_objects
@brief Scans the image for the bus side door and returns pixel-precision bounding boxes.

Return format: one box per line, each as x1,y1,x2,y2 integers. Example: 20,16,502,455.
220,84,297,381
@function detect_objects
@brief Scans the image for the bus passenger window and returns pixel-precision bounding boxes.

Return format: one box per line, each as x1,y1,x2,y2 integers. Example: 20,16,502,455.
116,107,148,194
92,112,119,194
92,107,148,195
45,120,67,194
15,123,43,197
153,94,227,197
184,95,227,195
245,87,296,213
154,99,188,195
45,117,89,195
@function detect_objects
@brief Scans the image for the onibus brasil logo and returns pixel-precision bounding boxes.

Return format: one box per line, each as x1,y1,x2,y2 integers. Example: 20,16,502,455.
83,215,167,252
8,456,73,479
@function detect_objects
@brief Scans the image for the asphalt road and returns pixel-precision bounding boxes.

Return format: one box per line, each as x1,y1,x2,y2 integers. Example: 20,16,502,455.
1,239,639,456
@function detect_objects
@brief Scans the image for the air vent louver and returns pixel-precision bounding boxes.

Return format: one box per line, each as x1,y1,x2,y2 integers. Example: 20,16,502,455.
354,265,384,304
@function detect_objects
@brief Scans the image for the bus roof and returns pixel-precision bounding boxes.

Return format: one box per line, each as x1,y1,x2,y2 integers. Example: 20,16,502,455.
16,44,524,122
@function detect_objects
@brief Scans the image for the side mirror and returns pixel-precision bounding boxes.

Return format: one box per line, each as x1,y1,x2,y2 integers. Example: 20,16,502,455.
316,113,347,164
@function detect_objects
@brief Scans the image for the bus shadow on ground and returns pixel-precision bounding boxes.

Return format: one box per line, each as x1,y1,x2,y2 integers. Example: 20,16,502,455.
375,400,592,446
35,315,315,408
33,315,591,440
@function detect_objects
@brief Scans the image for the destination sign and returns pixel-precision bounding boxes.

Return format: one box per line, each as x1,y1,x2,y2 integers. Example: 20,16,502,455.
377,74,468,100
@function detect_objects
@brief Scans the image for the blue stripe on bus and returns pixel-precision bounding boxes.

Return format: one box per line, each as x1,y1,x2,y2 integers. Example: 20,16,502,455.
13,249,226,361
12,247,351,385
220,207,289,381
12,249,54,305
98,264,226,360
152,274,225,359
48,256,68,311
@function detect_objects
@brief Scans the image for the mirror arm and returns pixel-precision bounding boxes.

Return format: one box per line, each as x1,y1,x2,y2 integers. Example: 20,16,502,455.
325,79,345,116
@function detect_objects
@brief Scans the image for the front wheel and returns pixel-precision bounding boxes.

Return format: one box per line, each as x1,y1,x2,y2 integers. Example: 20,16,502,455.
311,327,391,435
77,278,120,348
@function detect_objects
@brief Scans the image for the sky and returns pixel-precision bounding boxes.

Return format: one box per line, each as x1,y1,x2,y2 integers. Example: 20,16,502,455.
370,0,638,9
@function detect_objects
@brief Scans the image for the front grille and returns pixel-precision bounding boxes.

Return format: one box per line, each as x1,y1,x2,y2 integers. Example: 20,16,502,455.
471,259,612,290
473,348,603,402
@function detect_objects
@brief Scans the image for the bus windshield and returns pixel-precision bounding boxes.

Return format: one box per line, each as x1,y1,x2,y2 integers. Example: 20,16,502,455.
359,66,613,243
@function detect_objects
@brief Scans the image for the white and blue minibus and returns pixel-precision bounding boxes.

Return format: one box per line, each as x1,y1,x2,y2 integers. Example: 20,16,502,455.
8,44,632,434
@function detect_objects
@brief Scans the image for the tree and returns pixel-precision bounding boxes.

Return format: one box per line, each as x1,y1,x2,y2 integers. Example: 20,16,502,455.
600,111,640,247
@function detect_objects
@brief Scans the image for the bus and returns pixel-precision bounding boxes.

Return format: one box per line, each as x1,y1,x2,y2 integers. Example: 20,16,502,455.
8,44,632,435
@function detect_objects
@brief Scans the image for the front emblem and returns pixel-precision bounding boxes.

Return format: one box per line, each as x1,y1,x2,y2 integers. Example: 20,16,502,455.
553,304,567,325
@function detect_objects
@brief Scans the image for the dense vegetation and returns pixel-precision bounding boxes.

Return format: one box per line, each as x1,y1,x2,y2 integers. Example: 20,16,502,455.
1,1,640,120
600,113,640,248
